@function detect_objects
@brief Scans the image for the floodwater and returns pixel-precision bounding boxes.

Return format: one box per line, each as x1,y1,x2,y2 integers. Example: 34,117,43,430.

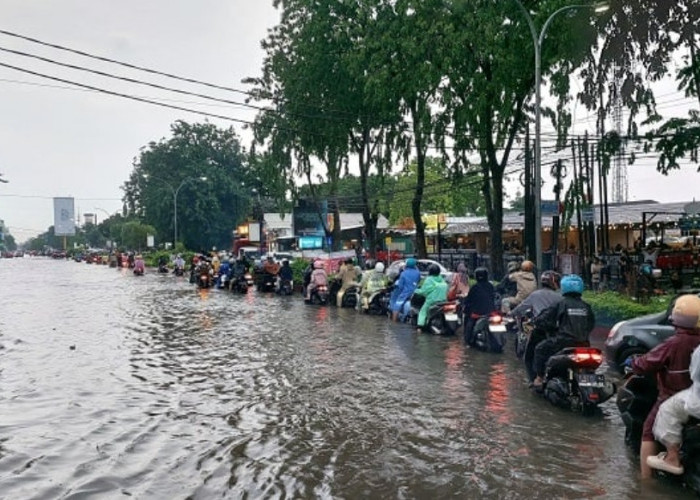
0,258,694,499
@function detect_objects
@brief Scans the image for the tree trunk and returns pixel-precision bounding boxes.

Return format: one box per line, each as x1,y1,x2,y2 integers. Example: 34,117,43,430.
355,127,380,260
410,101,428,259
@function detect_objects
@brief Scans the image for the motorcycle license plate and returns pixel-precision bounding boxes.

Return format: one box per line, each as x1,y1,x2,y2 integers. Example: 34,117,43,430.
445,313,459,322
489,324,507,333
577,373,606,387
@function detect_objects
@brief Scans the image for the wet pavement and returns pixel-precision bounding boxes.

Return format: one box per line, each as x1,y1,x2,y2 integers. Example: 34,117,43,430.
0,257,694,499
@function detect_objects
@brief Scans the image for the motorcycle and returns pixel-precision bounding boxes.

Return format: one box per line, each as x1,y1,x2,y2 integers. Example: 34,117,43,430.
245,272,255,288
277,278,294,296
158,264,169,273
423,301,462,336
340,284,361,309
229,275,249,294
133,267,144,276
257,272,276,293
537,346,616,415
362,287,391,316
508,309,534,359
307,284,329,305
471,312,507,353
198,271,211,289
173,266,184,277
217,273,231,290
617,373,700,493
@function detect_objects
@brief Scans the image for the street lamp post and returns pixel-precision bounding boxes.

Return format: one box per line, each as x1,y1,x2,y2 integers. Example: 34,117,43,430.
513,1,608,272
142,175,207,247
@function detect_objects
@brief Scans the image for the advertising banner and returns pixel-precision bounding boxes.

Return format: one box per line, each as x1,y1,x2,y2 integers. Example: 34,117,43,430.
293,200,327,236
53,197,76,236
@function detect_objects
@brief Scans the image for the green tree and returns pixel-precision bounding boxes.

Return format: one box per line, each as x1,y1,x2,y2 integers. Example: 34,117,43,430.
122,121,251,251
120,221,156,251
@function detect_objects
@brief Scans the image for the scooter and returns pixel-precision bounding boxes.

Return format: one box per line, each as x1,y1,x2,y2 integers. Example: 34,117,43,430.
198,272,211,289
306,284,329,305
537,346,616,415
257,272,276,293
339,284,361,309
362,287,391,316
277,279,293,296
133,267,144,277
471,312,507,353
229,275,249,294
423,301,462,336
617,373,700,494
173,266,184,277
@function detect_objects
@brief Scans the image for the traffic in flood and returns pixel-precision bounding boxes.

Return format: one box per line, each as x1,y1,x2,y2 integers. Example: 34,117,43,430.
0,257,695,499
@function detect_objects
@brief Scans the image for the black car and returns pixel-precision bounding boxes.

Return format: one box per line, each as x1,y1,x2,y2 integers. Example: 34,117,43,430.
604,293,699,373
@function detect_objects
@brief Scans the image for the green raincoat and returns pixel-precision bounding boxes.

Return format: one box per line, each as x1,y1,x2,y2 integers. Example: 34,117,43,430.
414,275,448,327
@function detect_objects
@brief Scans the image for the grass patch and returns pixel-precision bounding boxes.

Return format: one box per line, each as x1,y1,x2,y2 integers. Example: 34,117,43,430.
583,290,672,322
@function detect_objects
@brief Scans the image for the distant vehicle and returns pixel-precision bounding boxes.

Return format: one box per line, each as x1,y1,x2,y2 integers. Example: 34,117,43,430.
604,293,700,373
385,259,453,284
261,252,295,263
237,246,262,262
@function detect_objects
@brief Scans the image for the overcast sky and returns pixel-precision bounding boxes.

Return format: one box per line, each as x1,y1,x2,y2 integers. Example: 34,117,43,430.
0,1,698,243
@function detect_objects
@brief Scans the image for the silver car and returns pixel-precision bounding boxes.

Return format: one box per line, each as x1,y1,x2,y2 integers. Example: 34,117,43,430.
385,259,453,284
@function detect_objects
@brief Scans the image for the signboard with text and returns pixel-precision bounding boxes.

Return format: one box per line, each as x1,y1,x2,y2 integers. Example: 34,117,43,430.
53,197,76,236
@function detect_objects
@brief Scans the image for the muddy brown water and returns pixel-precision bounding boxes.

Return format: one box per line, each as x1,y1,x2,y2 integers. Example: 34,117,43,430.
0,258,694,499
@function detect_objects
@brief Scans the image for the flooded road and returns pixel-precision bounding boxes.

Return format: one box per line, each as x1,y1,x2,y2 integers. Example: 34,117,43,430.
0,258,693,499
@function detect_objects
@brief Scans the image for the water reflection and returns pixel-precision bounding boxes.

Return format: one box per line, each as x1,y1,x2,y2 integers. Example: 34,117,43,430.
0,258,695,499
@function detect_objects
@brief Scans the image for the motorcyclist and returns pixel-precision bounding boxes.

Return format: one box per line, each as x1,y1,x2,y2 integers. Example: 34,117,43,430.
414,264,448,332
306,260,328,300
510,270,563,383
448,263,470,301
360,262,388,310
263,255,280,276
173,254,185,273
277,259,294,292
502,260,537,313
218,257,231,287
390,258,421,322
157,254,169,272
648,344,700,476
496,261,519,302
133,254,145,274
211,253,221,275
337,258,362,305
628,293,700,478
197,256,212,285
462,267,496,346
532,274,594,390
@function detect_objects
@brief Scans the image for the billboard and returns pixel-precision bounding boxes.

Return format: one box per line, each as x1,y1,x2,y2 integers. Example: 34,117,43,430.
293,200,327,236
53,197,76,236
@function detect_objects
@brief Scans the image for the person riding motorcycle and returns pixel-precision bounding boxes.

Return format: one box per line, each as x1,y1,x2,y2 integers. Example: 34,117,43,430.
157,255,169,272
448,263,470,301
628,293,700,478
532,274,594,390
496,261,519,300
510,270,563,383
217,257,231,287
133,254,145,274
337,258,362,305
648,344,700,476
263,256,280,276
277,259,294,292
360,262,388,309
306,260,328,300
462,267,496,346
390,258,421,322
414,264,448,332
173,254,185,273
502,260,537,313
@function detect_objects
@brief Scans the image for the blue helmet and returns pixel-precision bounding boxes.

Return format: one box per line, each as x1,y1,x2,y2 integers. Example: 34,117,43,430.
561,274,584,296
406,258,417,268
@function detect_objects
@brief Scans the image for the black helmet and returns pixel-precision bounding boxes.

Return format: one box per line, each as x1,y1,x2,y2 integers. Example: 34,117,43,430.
475,267,489,282
540,270,561,290
428,264,440,276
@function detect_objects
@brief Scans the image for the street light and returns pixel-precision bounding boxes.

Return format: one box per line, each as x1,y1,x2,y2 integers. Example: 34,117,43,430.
142,174,207,246
513,1,609,272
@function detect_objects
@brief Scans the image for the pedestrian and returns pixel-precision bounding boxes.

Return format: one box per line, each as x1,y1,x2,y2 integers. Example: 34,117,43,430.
590,257,602,291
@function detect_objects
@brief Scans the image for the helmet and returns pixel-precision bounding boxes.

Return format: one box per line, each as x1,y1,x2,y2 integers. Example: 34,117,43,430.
229,258,235,264
670,294,700,330
406,258,417,268
540,270,561,290
314,260,324,269
375,262,385,273
267,256,274,261
560,274,584,296
282,259,289,265
507,261,520,273
520,260,534,272
475,267,489,282
428,264,440,276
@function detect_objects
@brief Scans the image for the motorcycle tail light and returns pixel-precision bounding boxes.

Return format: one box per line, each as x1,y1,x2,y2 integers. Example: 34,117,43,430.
569,348,603,366
444,304,457,313
489,314,502,324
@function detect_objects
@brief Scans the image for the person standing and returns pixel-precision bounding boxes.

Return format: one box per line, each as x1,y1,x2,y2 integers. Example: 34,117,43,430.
590,257,603,291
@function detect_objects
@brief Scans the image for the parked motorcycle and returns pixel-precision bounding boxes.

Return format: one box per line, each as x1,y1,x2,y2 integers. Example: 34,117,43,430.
617,373,700,494
306,284,329,305
537,346,616,415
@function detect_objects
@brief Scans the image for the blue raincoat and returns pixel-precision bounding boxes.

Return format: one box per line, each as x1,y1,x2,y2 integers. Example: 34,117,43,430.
390,267,421,314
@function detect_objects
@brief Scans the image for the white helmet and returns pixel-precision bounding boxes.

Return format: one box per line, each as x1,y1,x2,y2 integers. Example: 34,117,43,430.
375,262,385,273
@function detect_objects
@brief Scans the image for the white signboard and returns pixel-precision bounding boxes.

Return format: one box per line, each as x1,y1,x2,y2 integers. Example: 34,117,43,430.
147,235,155,248
53,197,76,236
249,222,261,243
